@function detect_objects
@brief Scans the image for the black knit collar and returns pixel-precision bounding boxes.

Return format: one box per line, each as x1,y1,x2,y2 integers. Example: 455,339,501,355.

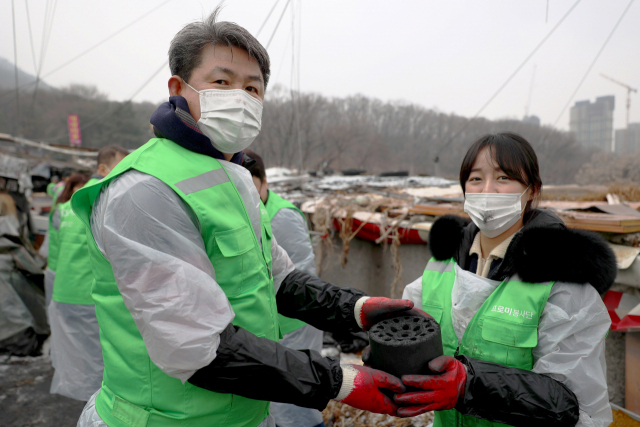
150,96,243,165
427,210,617,293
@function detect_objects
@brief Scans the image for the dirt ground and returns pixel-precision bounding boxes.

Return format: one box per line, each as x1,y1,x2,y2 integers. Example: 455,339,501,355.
0,346,86,427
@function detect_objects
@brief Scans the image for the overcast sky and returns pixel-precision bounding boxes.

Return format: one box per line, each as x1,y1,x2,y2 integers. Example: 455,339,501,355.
2,0,639,131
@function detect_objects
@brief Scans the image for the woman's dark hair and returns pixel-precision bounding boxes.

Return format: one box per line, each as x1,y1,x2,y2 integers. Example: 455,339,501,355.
56,174,89,205
243,149,266,182
459,133,542,212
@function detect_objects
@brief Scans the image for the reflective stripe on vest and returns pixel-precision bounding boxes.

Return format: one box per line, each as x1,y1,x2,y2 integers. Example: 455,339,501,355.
71,139,278,427
52,178,101,305
425,259,454,274
265,190,308,335
421,257,553,427
175,168,230,194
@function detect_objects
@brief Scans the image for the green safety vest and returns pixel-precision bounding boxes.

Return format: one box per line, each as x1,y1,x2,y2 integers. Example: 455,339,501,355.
265,190,308,335
72,138,279,427
47,182,63,205
46,182,56,197
47,205,60,273
421,258,553,427
51,178,101,305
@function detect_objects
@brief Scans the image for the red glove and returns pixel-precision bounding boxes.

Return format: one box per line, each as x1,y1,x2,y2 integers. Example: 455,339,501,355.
356,297,433,331
394,355,467,418
335,364,406,416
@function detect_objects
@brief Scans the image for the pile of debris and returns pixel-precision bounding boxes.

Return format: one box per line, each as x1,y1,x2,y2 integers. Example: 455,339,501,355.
322,400,434,427
271,170,640,328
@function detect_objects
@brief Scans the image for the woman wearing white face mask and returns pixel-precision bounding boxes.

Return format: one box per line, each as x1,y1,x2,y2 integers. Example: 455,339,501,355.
395,133,616,427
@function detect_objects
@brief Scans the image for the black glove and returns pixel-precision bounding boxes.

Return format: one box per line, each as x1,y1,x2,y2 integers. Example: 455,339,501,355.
276,269,367,333
455,356,580,427
188,323,342,410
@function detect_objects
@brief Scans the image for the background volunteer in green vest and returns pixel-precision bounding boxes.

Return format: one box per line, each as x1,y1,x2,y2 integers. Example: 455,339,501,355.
48,146,129,401
244,149,325,427
392,133,615,426
46,175,60,199
72,9,432,427
42,175,64,307
39,174,66,268
44,173,85,309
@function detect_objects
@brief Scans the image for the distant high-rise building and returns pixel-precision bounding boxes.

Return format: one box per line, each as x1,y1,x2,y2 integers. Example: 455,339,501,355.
614,123,640,154
569,96,615,151
522,115,541,127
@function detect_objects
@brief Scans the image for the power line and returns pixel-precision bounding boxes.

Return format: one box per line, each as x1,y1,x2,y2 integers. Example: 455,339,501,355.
266,0,292,49
126,60,169,100
24,0,38,74
41,60,169,143
546,0,549,24
255,0,281,38
12,0,21,136
40,0,59,77
290,0,303,170
434,0,583,160
32,0,59,116
552,0,636,128
42,0,172,81
34,0,59,97
271,26,294,84
37,0,51,80
297,0,301,92
33,0,52,100
525,65,536,117
1,0,174,100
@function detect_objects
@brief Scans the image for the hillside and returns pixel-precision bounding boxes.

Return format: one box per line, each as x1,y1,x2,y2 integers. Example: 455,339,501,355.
0,57,52,91
0,61,603,183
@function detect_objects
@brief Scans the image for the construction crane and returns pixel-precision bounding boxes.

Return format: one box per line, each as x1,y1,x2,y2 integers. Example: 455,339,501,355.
601,73,638,153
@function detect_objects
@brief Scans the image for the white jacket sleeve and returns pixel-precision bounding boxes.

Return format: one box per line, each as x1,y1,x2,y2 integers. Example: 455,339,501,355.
270,233,296,293
271,208,316,276
90,170,235,382
532,282,612,427
402,277,424,307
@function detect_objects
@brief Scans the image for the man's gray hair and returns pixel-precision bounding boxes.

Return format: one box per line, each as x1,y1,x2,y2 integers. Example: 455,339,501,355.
169,7,270,88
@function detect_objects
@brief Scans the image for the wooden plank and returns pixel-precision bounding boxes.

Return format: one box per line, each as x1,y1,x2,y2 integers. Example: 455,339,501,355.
410,204,469,218
557,212,640,226
626,333,640,414
408,203,640,233
564,222,640,233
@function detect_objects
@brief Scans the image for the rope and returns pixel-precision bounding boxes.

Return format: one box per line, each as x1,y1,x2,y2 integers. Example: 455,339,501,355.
309,195,410,297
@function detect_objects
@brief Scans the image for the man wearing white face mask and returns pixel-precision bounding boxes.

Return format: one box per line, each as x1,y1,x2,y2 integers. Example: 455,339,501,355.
396,133,615,427
70,8,423,427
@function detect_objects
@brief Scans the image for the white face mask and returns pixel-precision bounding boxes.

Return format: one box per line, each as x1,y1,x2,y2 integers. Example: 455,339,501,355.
463,186,530,238
185,82,263,154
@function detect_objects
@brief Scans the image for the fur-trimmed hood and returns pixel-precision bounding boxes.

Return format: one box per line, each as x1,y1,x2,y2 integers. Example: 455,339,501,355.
428,210,617,294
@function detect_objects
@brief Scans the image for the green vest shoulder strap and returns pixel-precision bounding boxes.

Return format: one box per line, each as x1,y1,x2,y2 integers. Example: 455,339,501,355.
421,257,553,427
265,190,305,221
72,138,278,427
